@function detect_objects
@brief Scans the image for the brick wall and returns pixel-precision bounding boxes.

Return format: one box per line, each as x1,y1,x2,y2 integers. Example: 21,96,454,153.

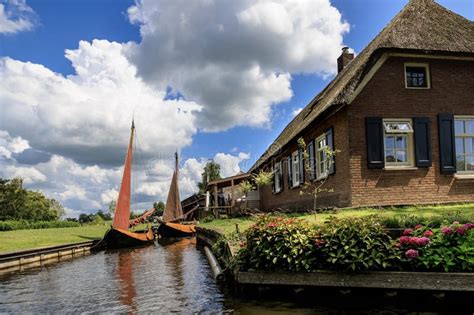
348,56,474,207
259,109,351,211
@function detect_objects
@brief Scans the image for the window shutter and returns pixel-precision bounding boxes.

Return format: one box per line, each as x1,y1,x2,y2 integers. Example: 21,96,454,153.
308,140,315,180
326,127,335,175
278,162,283,191
287,156,293,188
366,117,384,169
271,160,275,193
298,148,305,183
438,113,456,174
413,117,432,168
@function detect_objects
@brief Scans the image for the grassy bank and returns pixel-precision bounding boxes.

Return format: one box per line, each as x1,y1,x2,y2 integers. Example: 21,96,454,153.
199,203,474,236
0,222,155,254
0,225,109,254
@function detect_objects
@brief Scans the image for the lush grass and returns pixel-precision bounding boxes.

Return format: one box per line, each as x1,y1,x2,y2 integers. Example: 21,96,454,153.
0,221,156,254
199,203,474,236
0,225,109,254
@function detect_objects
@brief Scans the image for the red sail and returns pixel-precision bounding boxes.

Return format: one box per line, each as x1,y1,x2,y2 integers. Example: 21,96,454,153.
113,122,134,230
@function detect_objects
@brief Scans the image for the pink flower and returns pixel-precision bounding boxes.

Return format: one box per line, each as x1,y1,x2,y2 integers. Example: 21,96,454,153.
405,249,419,259
403,229,413,236
453,221,460,225
441,226,453,235
416,237,430,246
267,222,277,228
423,230,433,237
314,239,326,247
415,224,423,230
456,226,466,235
399,236,411,245
464,223,474,230
239,241,246,248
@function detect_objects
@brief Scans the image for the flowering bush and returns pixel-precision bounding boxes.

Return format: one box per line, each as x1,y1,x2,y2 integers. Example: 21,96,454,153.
236,215,318,272
395,222,474,272
318,216,398,271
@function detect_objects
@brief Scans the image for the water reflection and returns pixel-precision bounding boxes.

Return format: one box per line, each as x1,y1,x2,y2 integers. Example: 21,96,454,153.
116,250,137,313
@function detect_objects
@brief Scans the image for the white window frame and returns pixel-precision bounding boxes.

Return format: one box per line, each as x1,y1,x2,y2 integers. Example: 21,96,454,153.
291,150,300,187
383,118,415,168
315,134,329,180
454,116,474,174
274,161,282,193
404,63,430,89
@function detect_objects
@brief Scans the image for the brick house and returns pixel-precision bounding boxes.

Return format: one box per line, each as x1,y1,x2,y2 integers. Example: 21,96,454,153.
250,0,474,211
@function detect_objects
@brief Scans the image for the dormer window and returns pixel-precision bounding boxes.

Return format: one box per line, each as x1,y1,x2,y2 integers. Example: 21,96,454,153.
405,63,430,89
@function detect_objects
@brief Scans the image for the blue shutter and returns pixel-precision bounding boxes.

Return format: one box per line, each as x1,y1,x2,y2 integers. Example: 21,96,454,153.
413,117,432,168
366,118,384,169
287,156,293,188
298,148,305,184
438,114,456,174
308,140,315,180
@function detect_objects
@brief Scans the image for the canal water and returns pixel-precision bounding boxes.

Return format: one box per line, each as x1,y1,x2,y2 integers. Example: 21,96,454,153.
0,238,466,314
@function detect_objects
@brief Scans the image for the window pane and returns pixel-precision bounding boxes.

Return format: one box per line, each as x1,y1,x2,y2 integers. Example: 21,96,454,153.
455,120,464,135
385,136,394,148
384,122,412,132
395,136,407,149
396,151,407,162
406,66,427,88
455,137,464,154
457,155,466,171
467,156,474,171
466,121,474,135
385,150,395,162
466,138,474,155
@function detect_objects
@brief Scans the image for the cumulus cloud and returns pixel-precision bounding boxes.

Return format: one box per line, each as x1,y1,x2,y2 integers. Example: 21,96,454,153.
0,40,201,166
0,0,36,34
126,0,349,131
292,107,303,117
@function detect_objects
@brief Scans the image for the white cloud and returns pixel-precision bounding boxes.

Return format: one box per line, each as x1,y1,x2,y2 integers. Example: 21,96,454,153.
0,130,30,159
100,188,118,205
0,0,36,34
0,40,201,166
2,164,46,184
126,0,349,131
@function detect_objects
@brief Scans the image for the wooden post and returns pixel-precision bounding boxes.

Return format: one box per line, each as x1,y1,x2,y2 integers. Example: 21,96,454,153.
213,184,218,218
230,178,235,216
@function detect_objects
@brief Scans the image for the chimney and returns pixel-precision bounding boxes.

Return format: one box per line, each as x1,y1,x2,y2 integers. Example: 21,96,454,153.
337,47,354,73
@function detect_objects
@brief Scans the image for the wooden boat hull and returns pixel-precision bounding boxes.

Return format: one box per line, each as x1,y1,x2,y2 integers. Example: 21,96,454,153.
157,222,196,238
101,228,155,250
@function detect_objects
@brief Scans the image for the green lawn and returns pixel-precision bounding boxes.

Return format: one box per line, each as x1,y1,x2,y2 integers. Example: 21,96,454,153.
0,225,109,254
0,222,156,254
199,203,474,236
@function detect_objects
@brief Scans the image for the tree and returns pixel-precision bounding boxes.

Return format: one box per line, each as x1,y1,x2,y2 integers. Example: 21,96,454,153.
153,201,165,216
0,178,27,220
197,161,222,194
297,137,339,211
108,200,116,215
50,199,65,219
96,210,111,221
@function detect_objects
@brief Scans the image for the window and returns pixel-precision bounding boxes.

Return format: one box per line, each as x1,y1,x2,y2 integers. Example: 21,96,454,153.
455,117,474,173
316,134,328,179
273,161,282,193
405,63,430,89
291,150,300,187
383,119,414,167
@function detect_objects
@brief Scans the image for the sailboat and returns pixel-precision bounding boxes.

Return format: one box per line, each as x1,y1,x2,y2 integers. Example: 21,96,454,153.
98,120,155,249
157,152,196,238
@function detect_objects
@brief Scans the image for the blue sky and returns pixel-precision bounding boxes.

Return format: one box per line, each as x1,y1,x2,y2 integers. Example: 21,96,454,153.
0,0,472,215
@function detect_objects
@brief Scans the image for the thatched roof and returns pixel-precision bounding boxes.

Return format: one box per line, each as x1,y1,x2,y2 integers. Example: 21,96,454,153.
251,0,474,171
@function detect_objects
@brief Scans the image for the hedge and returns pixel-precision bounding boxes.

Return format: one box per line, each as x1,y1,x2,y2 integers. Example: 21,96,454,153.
0,220,80,231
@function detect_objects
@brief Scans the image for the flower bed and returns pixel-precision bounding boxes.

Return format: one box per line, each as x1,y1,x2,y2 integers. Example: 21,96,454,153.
235,215,473,273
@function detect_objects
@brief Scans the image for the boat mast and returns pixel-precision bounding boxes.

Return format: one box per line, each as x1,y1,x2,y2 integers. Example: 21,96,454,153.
112,120,135,230
162,151,184,222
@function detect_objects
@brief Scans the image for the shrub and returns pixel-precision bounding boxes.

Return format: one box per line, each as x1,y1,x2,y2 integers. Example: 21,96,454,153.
0,220,80,231
237,215,317,272
395,222,474,272
318,216,398,271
